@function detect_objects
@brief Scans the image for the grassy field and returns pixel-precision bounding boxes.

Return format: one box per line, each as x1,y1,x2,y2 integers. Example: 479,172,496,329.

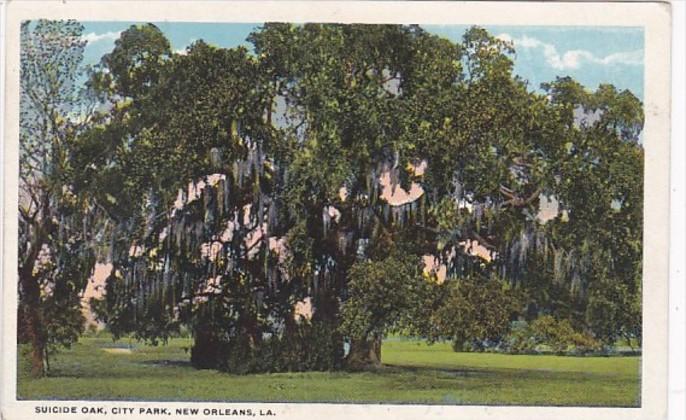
17,336,640,406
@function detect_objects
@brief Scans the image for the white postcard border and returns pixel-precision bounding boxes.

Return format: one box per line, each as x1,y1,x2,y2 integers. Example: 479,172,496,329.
1,2,672,420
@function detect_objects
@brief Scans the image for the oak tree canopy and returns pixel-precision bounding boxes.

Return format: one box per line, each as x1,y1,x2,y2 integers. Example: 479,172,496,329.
19,21,644,374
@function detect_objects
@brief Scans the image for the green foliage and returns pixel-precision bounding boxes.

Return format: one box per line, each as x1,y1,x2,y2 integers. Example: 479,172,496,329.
505,321,539,354
89,23,171,99
339,252,424,341
212,319,343,374
18,19,102,377
586,278,641,347
428,277,521,351
505,315,601,355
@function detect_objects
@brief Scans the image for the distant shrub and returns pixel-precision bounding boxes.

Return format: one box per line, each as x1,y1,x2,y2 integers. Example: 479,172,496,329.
431,277,520,352
504,320,538,354
504,316,601,355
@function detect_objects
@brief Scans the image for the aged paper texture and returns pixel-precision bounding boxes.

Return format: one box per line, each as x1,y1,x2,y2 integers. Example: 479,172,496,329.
1,1,672,419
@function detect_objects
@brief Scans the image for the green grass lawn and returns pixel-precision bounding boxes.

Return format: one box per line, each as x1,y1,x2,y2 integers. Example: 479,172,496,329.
17,336,640,406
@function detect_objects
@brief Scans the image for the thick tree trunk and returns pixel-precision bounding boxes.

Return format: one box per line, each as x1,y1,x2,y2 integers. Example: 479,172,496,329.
312,287,346,369
27,308,46,377
345,335,382,370
191,328,222,369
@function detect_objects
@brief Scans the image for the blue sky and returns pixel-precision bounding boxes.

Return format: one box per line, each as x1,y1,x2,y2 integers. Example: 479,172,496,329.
81,22,644,100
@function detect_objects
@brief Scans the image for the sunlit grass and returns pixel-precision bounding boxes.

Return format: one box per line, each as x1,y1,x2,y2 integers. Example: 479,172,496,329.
17,335,640,406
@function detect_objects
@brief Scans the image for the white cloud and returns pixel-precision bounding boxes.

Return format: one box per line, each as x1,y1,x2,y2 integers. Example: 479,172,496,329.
174,39,198,56
496,33,513,44
82,31,122,45
496,33,643,70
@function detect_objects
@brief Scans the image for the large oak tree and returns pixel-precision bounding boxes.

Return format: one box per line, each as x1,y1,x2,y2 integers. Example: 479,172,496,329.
53,23,644,372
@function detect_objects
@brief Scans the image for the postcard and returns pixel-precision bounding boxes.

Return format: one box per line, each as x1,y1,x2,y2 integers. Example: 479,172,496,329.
0,1,672,419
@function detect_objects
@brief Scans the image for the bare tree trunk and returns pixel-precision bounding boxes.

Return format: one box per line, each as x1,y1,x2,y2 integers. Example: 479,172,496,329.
44,346,50,373
345,334,382,371
18,200,52,378
19,271,45,377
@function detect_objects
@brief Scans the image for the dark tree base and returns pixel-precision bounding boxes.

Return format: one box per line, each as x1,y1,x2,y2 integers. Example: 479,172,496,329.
345,336,382,371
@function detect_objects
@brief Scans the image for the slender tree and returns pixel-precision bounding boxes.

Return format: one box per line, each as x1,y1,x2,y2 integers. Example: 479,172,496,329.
18,20,102,377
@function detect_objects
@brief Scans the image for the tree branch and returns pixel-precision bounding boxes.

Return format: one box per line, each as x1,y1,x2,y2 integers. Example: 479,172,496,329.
499,186,543,208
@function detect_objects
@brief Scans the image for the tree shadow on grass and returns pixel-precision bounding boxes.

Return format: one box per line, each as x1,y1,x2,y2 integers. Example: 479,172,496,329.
377,363,639,407
381,363,493,378
139,359,193,368
380,362,623,386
